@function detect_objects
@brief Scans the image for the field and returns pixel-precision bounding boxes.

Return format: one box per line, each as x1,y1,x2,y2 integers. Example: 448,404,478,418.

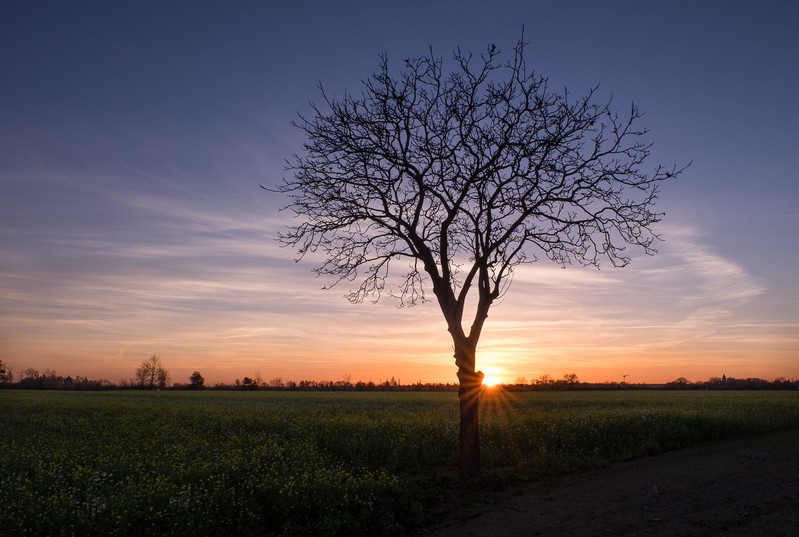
1,389,798,536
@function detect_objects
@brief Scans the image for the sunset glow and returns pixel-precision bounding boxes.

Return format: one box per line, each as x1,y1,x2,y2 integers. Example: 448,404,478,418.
482,375,501,388
1,2,797,387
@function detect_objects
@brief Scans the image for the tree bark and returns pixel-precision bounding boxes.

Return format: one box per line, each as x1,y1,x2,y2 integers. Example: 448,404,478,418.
455,341,484,481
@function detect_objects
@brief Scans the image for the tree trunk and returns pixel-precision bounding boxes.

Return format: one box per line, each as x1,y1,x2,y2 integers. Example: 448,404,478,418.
455,342,484,481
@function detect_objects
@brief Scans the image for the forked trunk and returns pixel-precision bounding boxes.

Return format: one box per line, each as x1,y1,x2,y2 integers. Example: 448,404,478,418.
455,342,483,481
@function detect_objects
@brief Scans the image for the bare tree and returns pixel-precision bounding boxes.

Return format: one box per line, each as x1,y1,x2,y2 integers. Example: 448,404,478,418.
274,37,683,480
536,374,554,386
21,367,40,381
562,373,580,387
135,355,170,389
0,360,13,384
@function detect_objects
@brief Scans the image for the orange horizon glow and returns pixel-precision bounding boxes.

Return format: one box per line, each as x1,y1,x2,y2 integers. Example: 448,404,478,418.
3,258,796,388
3,340,795,388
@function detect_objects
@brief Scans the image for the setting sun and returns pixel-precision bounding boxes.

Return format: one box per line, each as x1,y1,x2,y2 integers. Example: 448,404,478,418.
482,374,501,387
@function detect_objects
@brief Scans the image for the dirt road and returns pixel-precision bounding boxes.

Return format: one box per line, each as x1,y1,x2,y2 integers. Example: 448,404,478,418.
420,430,799,536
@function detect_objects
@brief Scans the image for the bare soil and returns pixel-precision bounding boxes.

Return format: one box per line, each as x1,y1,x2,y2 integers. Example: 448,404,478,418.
419,430,799,537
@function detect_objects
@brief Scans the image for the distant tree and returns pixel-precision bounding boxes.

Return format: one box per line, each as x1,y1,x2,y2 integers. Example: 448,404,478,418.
562,373,579,387
0,360,12,384
135,355,170,389
536,374,554,386
188,371,205,389
39,369,64,390
241,376,257,389
157,367,170,389
274,36,682,480
269,377,284,388
666,376,691,389
134,363,148,387
514,377,528,385
21,367,40,380
772,377,793,389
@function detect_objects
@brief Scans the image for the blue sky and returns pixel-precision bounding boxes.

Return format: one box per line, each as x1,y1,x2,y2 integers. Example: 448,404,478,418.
1,0,797,384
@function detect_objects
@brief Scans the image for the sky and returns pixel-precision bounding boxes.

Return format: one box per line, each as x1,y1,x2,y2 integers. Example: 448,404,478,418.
1,0,797,386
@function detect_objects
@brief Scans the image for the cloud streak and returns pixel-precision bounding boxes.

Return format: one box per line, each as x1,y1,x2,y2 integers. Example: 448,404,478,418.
0,161,788,385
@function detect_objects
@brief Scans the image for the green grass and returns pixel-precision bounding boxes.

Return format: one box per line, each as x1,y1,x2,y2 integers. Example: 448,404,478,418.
1,389,798,536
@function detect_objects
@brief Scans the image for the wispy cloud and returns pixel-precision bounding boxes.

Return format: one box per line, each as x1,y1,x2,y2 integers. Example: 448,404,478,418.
0,159,789,384
469,221,772,374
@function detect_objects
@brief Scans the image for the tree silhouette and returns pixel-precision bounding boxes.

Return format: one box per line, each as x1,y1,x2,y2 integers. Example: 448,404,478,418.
135,355,170,389
0,360,13,384
188,371,205,389
274,37,682,480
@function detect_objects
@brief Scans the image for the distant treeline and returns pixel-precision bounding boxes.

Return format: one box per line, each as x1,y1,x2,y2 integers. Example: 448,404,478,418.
1,367,796,392
660,375,798,391
2,373,114,391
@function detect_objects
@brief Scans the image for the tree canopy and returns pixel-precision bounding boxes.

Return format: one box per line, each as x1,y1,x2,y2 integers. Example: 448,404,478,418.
278,41,679,312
